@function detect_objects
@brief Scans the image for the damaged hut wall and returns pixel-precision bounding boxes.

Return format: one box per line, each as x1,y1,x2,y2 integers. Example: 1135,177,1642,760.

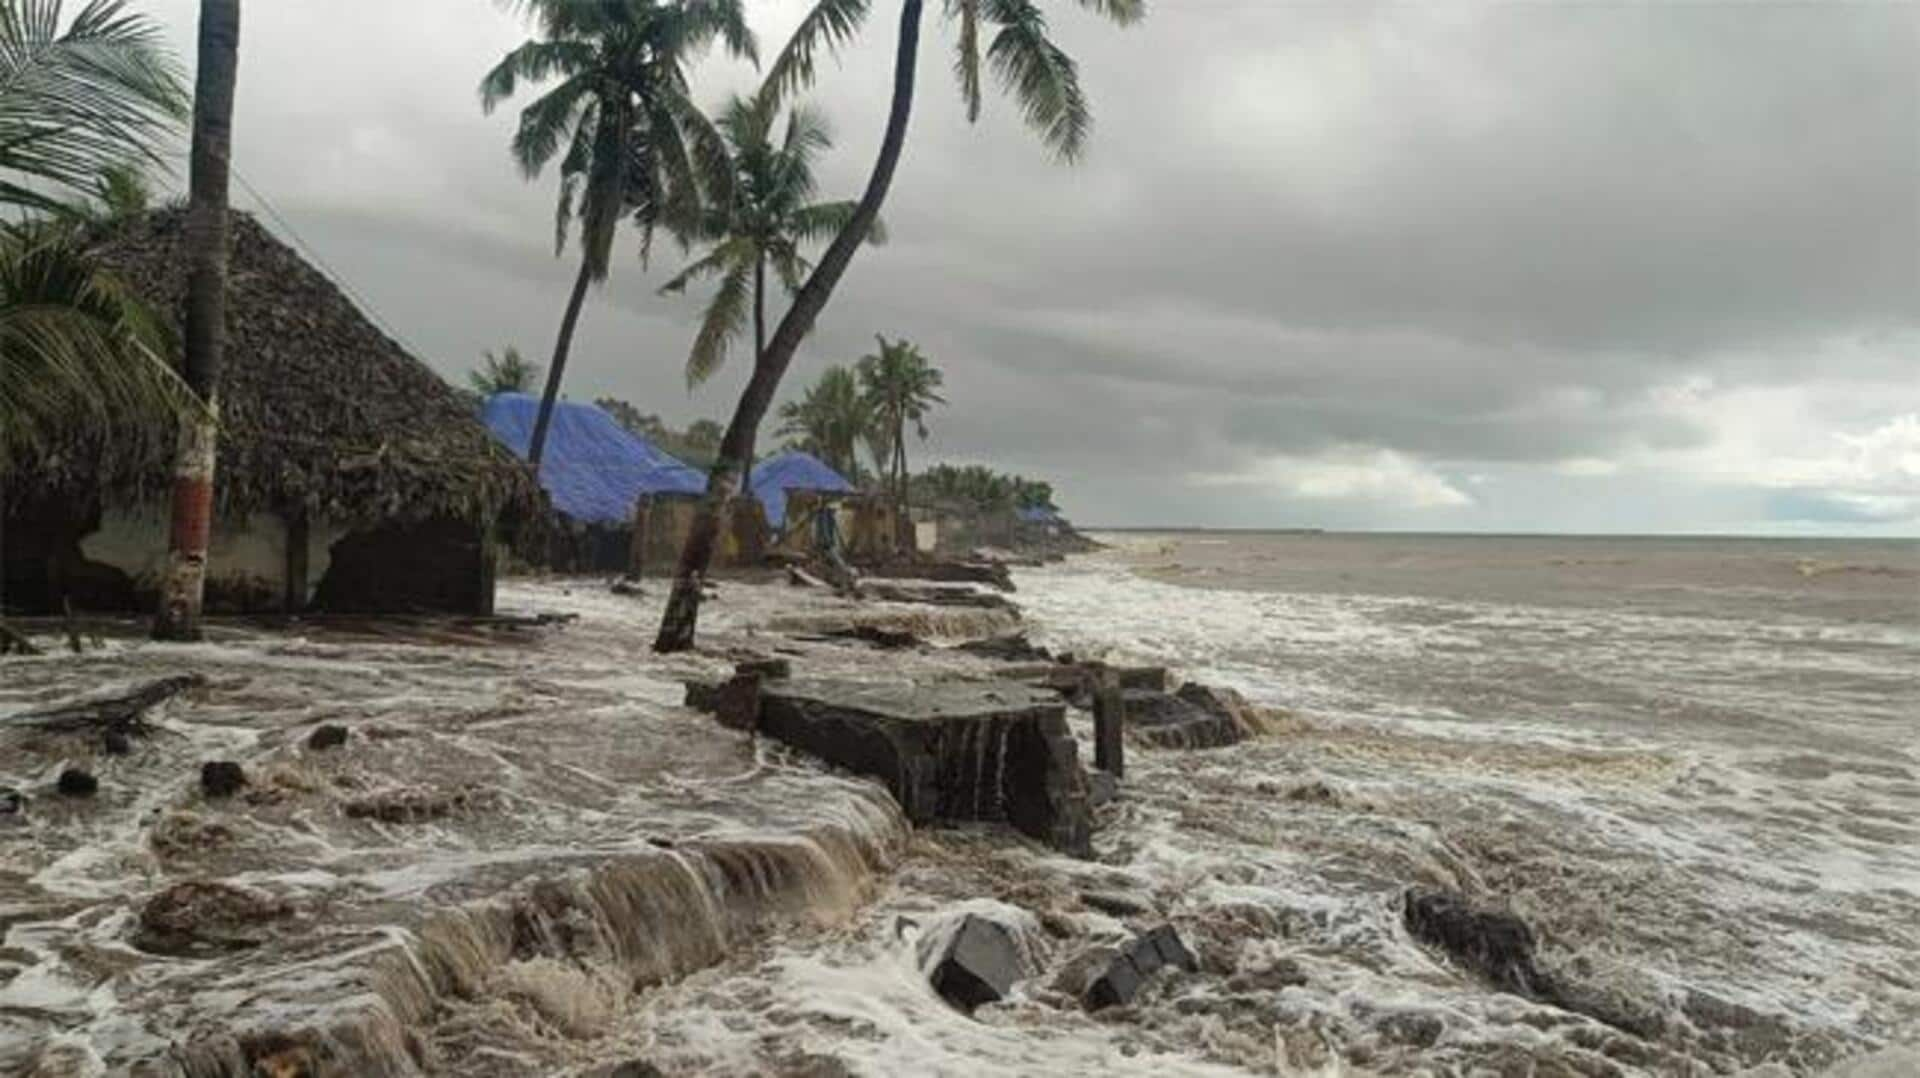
632,496,768,573
309,516,495,615
2,503,342,615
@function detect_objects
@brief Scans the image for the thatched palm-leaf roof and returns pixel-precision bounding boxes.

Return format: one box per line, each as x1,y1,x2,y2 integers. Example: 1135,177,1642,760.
9,209,543,533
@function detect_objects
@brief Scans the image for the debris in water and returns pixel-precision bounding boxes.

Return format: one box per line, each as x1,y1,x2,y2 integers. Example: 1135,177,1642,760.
1082,923,1199,1011
102,729,132,755
57,767,98,797
134,880,292,956
0,786,22,814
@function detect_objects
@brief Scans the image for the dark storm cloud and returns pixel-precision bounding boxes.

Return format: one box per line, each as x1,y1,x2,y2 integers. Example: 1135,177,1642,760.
138,0,1918,531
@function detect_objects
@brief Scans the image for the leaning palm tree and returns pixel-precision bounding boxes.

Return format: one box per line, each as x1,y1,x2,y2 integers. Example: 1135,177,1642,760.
856,334,942,504
661,91,883,389
656,0,1144,651
467,344,540,395
775,364,869,481
481,0,754,475
0,0,189,215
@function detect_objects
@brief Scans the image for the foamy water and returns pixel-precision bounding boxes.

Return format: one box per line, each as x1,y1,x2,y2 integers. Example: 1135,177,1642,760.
609,535,1917,1076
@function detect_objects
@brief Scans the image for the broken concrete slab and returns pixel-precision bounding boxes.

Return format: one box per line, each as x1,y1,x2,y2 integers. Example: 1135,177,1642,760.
924,913,1028,1013
758,678,1093,857
684,674,764,732
1082,924,1199,1011
952,634,1052,663
1403,888,1550,997
864,560,1016,593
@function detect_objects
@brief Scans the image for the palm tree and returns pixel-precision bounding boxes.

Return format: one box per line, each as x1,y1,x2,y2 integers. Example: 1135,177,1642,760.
153,0,239,642
660,91,883,389
775,364,869,480
467,344,540,395
657,0,1143,651
856,334,941,504
0,0,189,216
481,0,754,476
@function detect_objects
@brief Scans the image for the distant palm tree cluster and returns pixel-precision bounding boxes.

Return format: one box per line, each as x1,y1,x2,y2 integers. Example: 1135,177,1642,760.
775,335,945,498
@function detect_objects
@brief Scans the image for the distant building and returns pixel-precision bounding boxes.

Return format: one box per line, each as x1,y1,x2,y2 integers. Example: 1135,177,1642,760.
1,210,544,617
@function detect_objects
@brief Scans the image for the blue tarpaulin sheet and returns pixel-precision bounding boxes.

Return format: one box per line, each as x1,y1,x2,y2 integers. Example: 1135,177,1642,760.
481,393,706,525
750,450,854,530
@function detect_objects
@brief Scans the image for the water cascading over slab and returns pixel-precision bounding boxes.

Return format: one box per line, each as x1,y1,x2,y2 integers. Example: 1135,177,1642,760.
757,678,1094,857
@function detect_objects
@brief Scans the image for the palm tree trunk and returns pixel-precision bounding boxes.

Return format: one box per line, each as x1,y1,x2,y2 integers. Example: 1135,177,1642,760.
153,0,239,643
743,252,766,494
653,0,926,653
528,256,595,473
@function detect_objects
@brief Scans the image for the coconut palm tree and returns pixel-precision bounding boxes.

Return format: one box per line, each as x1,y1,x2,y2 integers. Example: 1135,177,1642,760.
482,0,754,476
656,0,1143,651
775,364,868,480
856,334,941,504
660,91,883,389
0,0,189,216
467,344,540,395
153,0,239,642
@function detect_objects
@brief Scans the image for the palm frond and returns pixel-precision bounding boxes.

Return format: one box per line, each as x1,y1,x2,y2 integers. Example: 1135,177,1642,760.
0,0,188,214
762,0,870,108
982,0,1090,161
685,256,752,387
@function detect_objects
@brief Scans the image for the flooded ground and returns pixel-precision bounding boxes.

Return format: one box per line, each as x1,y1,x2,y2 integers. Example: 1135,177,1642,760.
4,535,1916,1075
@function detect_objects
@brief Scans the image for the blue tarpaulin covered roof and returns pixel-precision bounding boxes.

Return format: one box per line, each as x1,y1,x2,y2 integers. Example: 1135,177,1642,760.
481,393,706,525
751,450,854,529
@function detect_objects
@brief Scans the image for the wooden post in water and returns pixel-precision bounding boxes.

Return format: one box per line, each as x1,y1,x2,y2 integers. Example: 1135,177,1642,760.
1092,665,1124,779
629,496,652,579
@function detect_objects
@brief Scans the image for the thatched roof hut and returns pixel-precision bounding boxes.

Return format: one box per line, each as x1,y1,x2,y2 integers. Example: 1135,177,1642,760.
2,210,544,616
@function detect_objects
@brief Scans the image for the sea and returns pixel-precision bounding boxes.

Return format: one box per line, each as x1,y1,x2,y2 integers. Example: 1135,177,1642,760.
624,531,1920,1076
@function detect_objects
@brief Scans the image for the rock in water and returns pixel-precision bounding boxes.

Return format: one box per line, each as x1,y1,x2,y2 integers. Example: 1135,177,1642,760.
1402,888,1549,996
759,678,1092,856
133,880,292,956
925,914,1027,1013
101,729,132,756
200,760,247,799
0,786,22,814
1081,924,1199,1011
306,723,349,750
57,768,98,797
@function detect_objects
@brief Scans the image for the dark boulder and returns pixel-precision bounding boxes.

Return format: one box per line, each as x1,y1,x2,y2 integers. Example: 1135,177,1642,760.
306,723,349,751
759,678,1093,857
1402,889,1549,996
684,673,765,732
924,913,1028,1013
57,768,98,797
101,729,132,756
0,786,22,814
200,760,247,799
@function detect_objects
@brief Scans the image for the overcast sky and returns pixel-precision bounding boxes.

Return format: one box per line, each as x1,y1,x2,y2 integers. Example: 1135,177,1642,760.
139,1,1918,534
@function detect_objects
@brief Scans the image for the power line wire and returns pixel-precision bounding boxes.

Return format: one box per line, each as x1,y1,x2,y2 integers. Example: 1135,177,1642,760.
228,168,435,365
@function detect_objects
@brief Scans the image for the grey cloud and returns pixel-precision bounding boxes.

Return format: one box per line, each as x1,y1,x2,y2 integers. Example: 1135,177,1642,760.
134,0,1919,532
